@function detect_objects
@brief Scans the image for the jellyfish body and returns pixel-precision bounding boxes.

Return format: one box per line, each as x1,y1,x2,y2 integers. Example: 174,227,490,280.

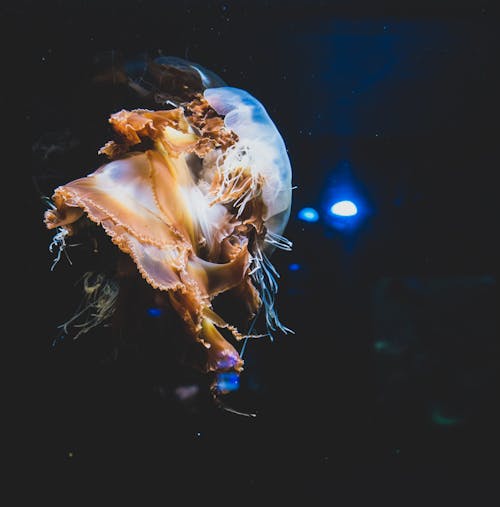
44,58,292,376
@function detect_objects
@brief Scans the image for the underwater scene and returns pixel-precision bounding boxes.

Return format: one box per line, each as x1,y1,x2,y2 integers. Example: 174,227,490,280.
21,0,499,504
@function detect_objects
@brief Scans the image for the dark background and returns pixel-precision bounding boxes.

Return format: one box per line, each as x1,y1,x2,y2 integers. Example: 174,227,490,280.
13,0,500,504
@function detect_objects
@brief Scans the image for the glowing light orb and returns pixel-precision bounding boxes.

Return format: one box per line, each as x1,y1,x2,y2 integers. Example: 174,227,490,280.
147,307,163,317
298,207,319,222
330,200,358,217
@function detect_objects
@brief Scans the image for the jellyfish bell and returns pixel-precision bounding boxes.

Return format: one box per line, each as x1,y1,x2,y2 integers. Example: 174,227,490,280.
44,55,293,388
203,87,292,245
121,54,228,106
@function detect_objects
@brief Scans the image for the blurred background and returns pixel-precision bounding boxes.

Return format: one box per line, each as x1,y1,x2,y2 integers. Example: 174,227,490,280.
19,0,500,504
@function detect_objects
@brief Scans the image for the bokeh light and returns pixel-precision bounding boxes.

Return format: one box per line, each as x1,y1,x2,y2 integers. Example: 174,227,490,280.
330,200,358,217
298,207,319,222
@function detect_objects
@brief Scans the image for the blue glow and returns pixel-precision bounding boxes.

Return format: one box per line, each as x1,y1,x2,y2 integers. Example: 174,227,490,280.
330,200,358,217
289,263,301,271
147,307,163,317
298,207,319,222
216,372,240,392
321,161,369,233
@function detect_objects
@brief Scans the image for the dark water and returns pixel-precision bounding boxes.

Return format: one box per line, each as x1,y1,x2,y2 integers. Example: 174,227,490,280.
13,0,500,504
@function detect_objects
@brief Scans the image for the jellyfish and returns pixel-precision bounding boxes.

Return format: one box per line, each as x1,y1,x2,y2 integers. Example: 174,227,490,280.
43,56,292,390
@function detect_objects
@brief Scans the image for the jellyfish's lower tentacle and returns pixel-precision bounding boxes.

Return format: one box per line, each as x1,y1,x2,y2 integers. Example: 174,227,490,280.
200,318,244,373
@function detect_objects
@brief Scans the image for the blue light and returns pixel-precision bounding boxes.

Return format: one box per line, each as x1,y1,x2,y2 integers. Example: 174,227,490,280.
298,207,319,222
289,263,301,271
322,161,369,232
147,307,163,317
330,200,358,217
216,371,240,392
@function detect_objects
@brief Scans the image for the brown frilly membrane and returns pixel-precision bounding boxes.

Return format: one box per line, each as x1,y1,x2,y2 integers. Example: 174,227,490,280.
45,96,273,375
